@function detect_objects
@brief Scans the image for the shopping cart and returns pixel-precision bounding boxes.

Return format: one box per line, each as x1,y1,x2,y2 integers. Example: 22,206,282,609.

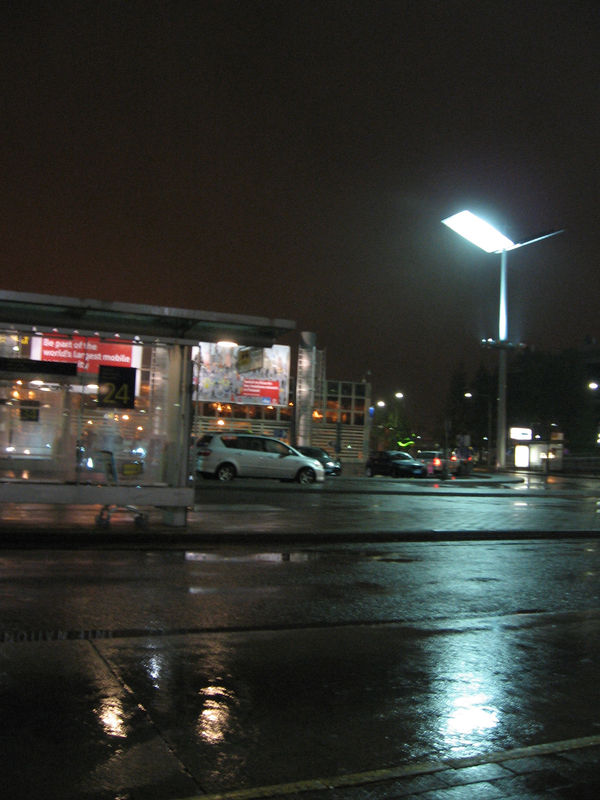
94,450,149,529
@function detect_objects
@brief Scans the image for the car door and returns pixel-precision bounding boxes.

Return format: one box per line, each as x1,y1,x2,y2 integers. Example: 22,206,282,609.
261,438,298,479
392,453,411,477
235,436,268,477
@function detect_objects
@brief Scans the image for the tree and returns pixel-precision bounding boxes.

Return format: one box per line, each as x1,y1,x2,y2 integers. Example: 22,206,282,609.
370,400,414,450
508,348,595,452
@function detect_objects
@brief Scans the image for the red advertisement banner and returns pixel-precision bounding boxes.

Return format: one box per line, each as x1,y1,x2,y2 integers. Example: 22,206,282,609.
40,336,133,375
241,379,281,404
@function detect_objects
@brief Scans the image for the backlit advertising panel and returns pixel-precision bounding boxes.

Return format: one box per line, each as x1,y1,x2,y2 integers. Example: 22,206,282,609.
193,342,290,406
31,335,138,375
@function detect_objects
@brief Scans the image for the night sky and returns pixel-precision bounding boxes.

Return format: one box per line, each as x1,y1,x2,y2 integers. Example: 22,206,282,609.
2,1,598,429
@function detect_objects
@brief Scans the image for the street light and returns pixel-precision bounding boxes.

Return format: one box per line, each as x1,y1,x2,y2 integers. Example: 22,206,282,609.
442,210,563,469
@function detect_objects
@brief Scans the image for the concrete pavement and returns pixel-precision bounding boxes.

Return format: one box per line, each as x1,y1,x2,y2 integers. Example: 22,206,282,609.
194,736,600,798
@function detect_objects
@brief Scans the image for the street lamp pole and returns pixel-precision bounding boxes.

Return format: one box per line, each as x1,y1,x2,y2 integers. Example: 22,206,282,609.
442,211,563,469
497,248,508,468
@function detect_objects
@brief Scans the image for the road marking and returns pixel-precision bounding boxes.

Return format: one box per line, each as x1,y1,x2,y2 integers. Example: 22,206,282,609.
175,734,600,799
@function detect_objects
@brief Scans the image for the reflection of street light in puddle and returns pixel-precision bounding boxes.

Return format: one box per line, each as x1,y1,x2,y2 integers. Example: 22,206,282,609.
196,685,237,744
446,692,499,736
97,697,127,738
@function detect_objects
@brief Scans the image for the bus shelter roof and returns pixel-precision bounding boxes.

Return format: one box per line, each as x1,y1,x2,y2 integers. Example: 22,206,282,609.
0,290,296,347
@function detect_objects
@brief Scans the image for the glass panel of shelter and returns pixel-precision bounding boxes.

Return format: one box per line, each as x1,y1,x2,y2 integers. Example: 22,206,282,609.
0,331,174,486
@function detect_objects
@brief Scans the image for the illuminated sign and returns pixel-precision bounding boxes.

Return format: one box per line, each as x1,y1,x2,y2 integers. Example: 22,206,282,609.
514,444,530,468
510,427,532,441
193,342,290,406
33,335,134,375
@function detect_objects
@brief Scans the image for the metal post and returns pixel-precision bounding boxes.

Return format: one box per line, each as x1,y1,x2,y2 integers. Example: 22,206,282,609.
496,249,508,469
487,395,493,466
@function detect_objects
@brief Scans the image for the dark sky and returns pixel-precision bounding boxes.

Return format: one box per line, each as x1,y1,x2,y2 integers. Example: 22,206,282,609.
2,1,598,429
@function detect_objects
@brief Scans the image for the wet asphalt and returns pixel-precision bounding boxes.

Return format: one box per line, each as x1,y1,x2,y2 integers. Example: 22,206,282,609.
2,471,600,798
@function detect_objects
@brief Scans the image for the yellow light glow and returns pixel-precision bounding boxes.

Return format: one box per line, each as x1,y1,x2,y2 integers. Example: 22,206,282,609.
97,697,127,738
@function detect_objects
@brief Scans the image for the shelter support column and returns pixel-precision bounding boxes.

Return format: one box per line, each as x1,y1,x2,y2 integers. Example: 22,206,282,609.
296,331,316,446
161,344,193,526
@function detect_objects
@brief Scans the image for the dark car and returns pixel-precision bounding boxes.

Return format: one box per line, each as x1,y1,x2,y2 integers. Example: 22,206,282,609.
296,446,342,476
365,450,427,478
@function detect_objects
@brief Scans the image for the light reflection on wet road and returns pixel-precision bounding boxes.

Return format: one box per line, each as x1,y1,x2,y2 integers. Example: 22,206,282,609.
2,531,600,798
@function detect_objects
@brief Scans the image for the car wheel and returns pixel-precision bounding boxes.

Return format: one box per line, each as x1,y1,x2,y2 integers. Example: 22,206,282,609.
215,463,236,481
297,467,316,485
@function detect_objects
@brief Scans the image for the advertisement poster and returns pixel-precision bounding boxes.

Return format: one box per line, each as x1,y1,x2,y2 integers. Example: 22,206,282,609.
31,335,139,375
193,342,290,406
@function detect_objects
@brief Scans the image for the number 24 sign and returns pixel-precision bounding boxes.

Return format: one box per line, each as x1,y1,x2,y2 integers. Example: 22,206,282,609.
97,365,136,409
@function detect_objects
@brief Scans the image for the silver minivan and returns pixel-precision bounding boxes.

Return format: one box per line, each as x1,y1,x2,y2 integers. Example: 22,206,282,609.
196,433,325,484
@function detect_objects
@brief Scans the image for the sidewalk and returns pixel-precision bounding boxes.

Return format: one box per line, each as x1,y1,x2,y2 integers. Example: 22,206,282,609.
207,735,600,799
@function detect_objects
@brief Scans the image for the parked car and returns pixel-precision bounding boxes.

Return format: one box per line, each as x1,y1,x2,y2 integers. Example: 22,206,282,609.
365,450,427,478
296,446,342,476
452,446,474,475
196,433,325,484
417,449,460,476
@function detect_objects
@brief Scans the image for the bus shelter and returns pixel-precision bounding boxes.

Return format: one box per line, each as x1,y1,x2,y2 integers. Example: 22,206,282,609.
0,290,295,527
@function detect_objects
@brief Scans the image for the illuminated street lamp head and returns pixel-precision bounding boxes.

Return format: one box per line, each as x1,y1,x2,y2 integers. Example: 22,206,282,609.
442,210,515,253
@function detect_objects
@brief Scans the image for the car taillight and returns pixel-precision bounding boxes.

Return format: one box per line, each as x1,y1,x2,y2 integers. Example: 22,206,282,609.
433,457,441,468
450,454,458,462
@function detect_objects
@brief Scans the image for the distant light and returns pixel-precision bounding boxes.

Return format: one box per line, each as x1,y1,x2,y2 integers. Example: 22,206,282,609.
394,392,404,399
377,400,386,408
442,210,515,253
464,392,473,398
511,427,532,441
589,382,599,391
217,340,238,348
